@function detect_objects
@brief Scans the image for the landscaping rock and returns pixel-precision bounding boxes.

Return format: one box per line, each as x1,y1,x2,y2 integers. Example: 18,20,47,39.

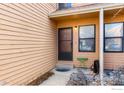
67,70,87,85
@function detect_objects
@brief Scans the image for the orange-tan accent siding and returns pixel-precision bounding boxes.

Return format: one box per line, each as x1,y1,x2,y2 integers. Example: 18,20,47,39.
57,17,99,68
57,13,124,70
0,3,57,85
104,14,124,69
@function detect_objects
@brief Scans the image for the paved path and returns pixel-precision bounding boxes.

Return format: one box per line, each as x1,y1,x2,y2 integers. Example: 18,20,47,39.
40,69,76,86
40,68,93,86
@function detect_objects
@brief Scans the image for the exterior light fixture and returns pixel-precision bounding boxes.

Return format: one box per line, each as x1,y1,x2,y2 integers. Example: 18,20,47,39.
74,26,78,30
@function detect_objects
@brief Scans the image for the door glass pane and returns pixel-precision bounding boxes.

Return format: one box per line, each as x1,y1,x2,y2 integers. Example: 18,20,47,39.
79,39,94,51
105,38,122,51
59,28,71,40
105,23,123,37
60,41,71,52
66,29,71,40
59,29,66,40
79,25,94,38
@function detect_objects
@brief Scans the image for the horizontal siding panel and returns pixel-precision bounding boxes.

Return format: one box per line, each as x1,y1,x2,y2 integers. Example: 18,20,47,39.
0,49,55,61
0,56,56,77
0,4,49,23
0,53,55,71
0,33,55,41
0,3,57,85
0,4,56,30
104,53,124,69
0,44,56,50
3,60,55,85
11,63,55,85
0,40,56,45
0,48,56,64
0,12,56,31
0,20,56,35
0,17,55,33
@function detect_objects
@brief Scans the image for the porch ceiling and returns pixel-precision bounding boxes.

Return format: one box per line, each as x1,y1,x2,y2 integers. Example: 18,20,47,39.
49,3,124,21
105,8,124,16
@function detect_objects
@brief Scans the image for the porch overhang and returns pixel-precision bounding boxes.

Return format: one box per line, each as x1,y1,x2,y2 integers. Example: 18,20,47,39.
49,3,124,19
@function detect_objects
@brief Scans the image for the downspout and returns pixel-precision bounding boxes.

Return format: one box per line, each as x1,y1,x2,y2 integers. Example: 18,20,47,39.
99,8,104,86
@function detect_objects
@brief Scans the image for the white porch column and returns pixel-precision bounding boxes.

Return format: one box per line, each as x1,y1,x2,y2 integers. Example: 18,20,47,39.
99,8,104,85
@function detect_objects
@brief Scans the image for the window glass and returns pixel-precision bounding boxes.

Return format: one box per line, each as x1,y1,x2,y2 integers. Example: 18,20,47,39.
105,38,122,51
105,23,123,37
59,3,71,10
79,39,95,51
79,25,94,38
79,25,95,52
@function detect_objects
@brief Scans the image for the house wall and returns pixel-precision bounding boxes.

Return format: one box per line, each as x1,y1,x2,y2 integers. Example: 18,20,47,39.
0,3,57,85
71,3,94,8
104,14,124,69
57,17,99,68
56,3,95,10
57,13,124,70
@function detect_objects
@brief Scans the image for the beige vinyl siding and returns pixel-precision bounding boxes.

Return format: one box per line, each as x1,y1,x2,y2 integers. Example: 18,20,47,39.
0,3,57,85
71,3,94,8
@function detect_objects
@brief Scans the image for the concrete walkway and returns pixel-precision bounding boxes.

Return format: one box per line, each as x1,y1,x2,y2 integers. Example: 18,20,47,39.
40,69,76,86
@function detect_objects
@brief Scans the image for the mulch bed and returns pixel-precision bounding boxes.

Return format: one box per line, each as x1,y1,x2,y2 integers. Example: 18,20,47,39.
27,72,54,85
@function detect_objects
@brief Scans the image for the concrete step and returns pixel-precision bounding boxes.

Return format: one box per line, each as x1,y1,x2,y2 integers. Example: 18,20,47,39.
56,61,73,69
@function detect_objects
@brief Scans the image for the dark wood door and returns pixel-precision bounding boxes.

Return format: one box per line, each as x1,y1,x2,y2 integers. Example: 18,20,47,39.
58,27,73,61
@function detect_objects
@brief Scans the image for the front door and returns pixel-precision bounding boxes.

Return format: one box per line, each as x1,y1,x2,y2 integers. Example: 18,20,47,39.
58,27,73,61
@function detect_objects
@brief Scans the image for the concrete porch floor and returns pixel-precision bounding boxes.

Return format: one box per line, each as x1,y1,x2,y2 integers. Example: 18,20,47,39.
40,68,93,86
40,69,75,86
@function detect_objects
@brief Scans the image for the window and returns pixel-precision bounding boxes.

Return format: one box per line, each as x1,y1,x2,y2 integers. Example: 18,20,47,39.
58,3,71,10
104,23,123,52
79,25,95,52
